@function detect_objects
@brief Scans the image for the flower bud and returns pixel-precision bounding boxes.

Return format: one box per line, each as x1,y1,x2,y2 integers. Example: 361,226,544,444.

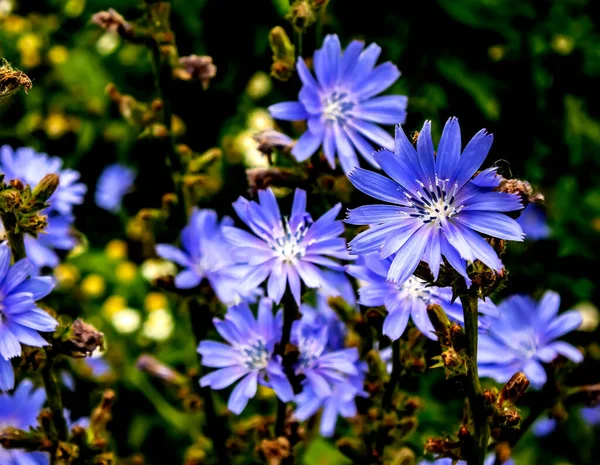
253,130,294,157
136,354,186,386
269,26,295,81
499,372,530,404
63,319,105,357
91,9,133,38
175,55,217,89
286,0,316,32
257,437,290,465
32,173,59,204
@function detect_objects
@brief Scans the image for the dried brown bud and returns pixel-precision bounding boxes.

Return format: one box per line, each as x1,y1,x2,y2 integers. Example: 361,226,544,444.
0,59,32,99
9,179,24,191
91,9,133,37
64,319,105,356
253,130,294,156
90,390,115,442
176,55,217,89
0,427,46,451
246,167,307,192
499,372,530,404
0,189,22,211
498,178,537,208
286,0,316,32
483,389,497,405
257,437,290,465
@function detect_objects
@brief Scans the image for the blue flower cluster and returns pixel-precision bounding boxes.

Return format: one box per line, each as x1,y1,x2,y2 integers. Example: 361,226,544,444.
0,146,87,269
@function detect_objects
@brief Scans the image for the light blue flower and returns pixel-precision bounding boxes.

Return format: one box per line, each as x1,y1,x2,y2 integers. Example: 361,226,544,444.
0,242,57,391
478,291,583,389
346,118,524,287
198,298,293,414
0,146,85,270
581,404,600,426
156,208,255,305
532,416,557,437
95,163,136,213
269,34,406,173
0,380,49,464
222,188,352,305
346,253,498,340
419,456,514,465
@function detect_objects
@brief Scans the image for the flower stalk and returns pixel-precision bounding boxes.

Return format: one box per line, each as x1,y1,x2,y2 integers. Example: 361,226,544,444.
460,294,489,465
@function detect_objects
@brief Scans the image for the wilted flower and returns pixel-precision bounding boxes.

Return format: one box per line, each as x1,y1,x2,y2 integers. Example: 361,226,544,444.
516,204,551,240
269,34,406,173
0,380,49,465
222,188,352,305
198,299,293,414
0,243,57,391
478,291,583,388
176,55,217,89
346,118,524,286
156,208,254,305
95,163,136,213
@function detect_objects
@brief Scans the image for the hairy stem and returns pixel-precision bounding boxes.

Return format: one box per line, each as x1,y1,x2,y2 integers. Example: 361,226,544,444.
189,297,231,465
376,338,401,457
460,294,489,465
275,292,297,437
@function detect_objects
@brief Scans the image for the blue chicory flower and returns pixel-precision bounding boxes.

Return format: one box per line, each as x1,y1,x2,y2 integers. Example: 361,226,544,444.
0,380,50,465
156,208,255,305
516,204,551,240
0,145,86,216
532,416,558,437
222,188,352,305
346,118,524,287
419,456,514,465
581,404,600,426
198,298,294,414
300,296,347,352
346,253,498,340
478,291,583,389
0,242,58,391
269,34,406,173
95,163,136,213
0,146,86,270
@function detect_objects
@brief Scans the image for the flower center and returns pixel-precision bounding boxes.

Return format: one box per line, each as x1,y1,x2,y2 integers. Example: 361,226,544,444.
404,175,464,226
322,90,355,123
396,277,435,303
271,218,309,262
240,339,270,370
297,336,326,369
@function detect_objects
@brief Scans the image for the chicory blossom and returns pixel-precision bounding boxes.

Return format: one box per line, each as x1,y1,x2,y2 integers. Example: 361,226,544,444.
478,291,583,388
198,299,293,414
0,380,49,465
95,163,136,213
269,34,406,173
0,242,57,391
516,204,551,240
346,118,524,287
346,253,498,340
419,456,514,465
222,188,352,305
156,208,254,305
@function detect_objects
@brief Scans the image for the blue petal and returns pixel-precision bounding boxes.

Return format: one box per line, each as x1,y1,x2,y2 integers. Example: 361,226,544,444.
198,341,240,367
340,40,365,80
536,291,560,325
320,397,340,437
387,225,432,284
174,269,202,289
453,129,494,188
291,129,324,162
355,62,401,101
2,258,34,295
227,372,257,414
347,118,394,151
267,261,287,303
333,122,359,174
12,276,54,300
543,311,582,341
0,321,21,359
8,308,58,332
267,359,294,402
350,43,381,85
269,101,308,121
155,244,190,267
447,220,503,271
344,126,379,167
296,58,319,91
435,117,461,183
380,221,424,259
200,365,249,390
0,357,15,391
347,168,406,205
345,205,406,225
455,211,524,241
5,321,49,348
440,236,471,287
523,359,547,389
416,120,436,180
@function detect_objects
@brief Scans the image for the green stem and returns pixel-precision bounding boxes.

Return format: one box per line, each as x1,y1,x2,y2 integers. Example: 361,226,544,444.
189,297,231,465
460,294,489,465
376,338,401,457
41,355,68,442
6,229,26,261
275,291,298,437
295,30,303,59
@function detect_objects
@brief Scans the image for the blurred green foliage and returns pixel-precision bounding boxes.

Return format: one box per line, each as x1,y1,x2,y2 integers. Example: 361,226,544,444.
2,0,600,464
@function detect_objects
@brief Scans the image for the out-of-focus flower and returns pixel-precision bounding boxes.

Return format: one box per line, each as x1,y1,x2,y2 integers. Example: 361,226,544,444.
0,380,49,464
532,416,557,437
111,308,141,334
573,301,599,332
0,243,57,391
300,295,347,351
81,274,106,298
140,259,177,282
248,109,274,131
269,34,407,173
156,209,254,305
54,263,80,288
175,55,217,89
346,253,498,340
516,204,550,240
581,404,600,426
223,188,352,305
478,291,583,388
115,261,137,282
246,71,272,100
105,239,128,260
95,163,136,213
144,292,169,312
142,308,174,341
419,456,514,465
198,299,293,414
346,118,524,286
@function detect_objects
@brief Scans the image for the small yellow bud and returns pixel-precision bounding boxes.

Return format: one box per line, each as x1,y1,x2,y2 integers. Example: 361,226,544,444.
144,292,168,312
115,261,137,282
81,274,106,298
105,239,128,260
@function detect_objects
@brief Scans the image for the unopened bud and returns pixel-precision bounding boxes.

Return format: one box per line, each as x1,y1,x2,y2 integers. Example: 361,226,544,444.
0,428,47,451
269,27,295,81
257,437,290,465
286,0,316,32
32,173,60,203
499,372,530,404
246,167,306,193
253,130,294,156
427,304,451,337
136,354,186,386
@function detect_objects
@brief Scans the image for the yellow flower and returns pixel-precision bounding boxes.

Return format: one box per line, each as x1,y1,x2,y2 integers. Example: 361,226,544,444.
105,239,128,260
116,261,137,282
54,263,80,288
81,274,106,298
144,292,169,312
102,295,127,317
